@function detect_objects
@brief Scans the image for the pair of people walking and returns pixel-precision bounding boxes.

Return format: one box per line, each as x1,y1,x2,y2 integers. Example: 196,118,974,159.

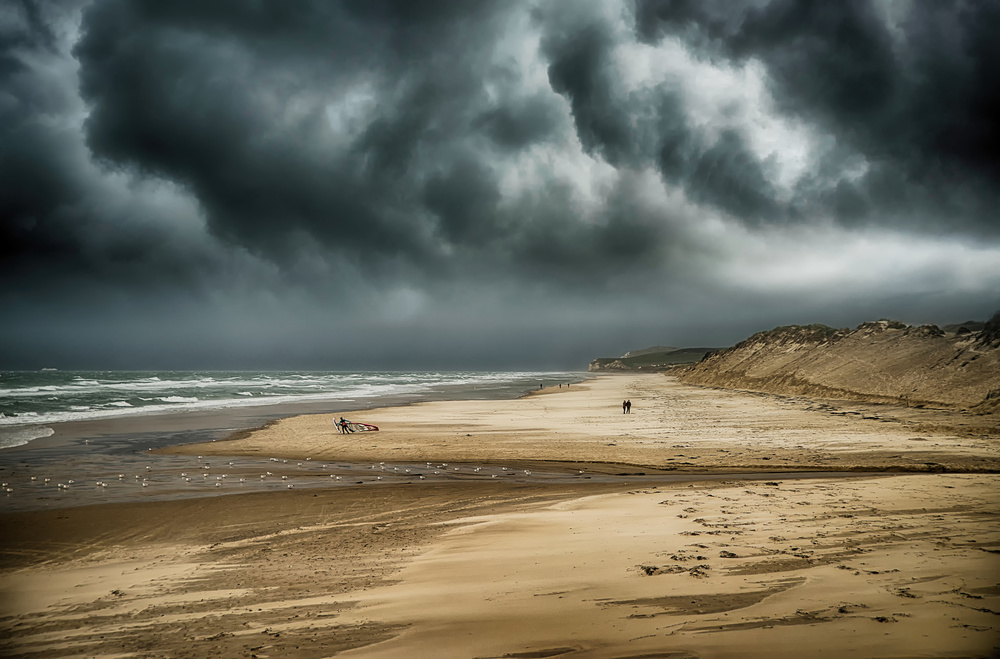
622,399,631,414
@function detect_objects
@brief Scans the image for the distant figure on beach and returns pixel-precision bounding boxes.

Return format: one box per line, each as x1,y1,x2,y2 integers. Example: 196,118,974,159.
339,417,351,434
626,399,632,414
623,400,627,414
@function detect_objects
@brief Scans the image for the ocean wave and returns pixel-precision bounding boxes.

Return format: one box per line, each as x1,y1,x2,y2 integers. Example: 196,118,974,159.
0,425,55,450
0,371,580,428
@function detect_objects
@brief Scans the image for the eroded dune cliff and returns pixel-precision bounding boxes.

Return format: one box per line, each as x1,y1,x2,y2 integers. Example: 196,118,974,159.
680,314,1000,412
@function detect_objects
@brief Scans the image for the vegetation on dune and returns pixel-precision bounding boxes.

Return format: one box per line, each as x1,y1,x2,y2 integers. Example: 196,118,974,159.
589,347,721,371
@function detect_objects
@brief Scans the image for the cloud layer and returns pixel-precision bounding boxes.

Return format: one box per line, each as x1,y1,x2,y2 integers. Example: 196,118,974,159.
2,0,999,368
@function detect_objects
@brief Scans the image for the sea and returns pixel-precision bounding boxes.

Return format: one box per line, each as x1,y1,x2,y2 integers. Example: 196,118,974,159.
0,370,582,450
0,370,587,511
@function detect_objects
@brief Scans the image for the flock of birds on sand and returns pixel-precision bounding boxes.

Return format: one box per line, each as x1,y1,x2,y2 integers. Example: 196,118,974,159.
2,452,589,506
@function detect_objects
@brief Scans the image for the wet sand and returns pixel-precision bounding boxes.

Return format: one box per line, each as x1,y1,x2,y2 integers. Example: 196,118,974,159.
1,374,998,658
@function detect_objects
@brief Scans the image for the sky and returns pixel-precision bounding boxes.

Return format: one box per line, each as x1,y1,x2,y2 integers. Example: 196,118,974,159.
2,0,999,370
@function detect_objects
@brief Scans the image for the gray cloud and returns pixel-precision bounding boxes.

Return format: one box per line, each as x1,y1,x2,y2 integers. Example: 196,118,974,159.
635,0,1000,235
2,0,999,369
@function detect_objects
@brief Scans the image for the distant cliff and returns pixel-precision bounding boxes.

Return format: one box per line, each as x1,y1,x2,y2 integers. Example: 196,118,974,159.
678,314,1000,413
589,347,721,372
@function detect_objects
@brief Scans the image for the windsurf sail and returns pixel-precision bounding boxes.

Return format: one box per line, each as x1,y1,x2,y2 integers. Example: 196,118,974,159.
346,422,378,432
335,417,379,433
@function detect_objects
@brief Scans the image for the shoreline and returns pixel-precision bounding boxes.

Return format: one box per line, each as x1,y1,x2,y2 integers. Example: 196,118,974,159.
165,373,1000,474
2,373,997,658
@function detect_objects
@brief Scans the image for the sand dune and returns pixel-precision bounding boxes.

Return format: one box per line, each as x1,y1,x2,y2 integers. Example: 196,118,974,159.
680,319,1000,413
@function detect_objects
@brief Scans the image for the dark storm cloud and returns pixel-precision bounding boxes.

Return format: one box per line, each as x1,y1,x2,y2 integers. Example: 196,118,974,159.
1,0,235,294
474,95,561,151
12,0,995,291
2,0,999,370
62,0,706,289
634,0,1000,234
544,20,632,163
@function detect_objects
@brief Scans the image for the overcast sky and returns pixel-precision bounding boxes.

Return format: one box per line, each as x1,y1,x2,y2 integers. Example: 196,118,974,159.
2,0,999,370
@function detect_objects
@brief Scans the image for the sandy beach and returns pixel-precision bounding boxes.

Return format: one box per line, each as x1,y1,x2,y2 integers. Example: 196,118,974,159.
2,374,998,658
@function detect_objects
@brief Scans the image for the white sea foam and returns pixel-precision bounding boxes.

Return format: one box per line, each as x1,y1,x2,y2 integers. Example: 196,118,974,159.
0,371,579,432
0,426,55,449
